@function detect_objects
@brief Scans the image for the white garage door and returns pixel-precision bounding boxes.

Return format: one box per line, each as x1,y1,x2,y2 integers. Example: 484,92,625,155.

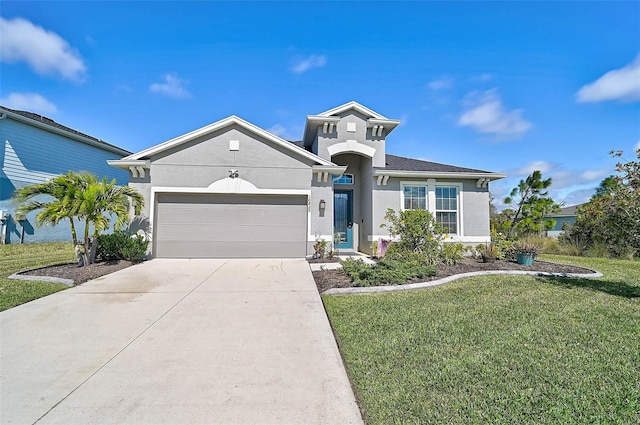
155,193,308,258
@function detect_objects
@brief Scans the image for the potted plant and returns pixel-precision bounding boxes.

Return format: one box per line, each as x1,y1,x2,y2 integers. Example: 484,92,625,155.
513,242,539,266
478,243,499,263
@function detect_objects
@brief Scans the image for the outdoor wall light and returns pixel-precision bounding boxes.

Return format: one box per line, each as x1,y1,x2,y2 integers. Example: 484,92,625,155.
319,199,326,209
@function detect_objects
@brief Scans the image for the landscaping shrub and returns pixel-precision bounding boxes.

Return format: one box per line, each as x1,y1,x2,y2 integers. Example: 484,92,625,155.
340,255,435,287
438,242,465,265
97,230,149,262
381,208,444,256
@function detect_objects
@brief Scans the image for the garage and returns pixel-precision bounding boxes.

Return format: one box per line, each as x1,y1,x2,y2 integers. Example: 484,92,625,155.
154,193,308,258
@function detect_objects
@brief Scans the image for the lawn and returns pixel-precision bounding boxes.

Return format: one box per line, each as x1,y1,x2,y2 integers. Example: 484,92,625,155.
0,242,76,311
323,255,640,424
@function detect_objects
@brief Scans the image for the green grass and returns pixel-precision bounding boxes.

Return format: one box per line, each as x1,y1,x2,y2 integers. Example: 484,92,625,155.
323,255,640,424
0,242,76,311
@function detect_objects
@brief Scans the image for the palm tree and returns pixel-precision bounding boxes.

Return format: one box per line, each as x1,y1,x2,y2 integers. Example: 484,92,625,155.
74,173,144,265
13,172,86,246
14,171,144,266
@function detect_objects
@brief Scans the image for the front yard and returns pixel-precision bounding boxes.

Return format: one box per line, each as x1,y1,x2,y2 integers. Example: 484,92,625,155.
323,255,640,424
0,242,75,311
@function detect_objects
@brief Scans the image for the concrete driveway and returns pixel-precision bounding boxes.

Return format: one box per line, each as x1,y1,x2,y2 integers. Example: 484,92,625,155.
0,259,363,424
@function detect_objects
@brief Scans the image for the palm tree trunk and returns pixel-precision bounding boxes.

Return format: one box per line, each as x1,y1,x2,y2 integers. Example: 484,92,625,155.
89,228,99,264
82,219,91,267
69,218,78,246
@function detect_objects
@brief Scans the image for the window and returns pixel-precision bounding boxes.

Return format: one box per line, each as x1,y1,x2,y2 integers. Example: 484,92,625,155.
403,185,426,210
333,174,354,185
436,186,458,234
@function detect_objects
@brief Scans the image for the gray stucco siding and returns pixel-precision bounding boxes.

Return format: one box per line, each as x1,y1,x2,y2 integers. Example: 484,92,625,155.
460,181,490,237
315,112,386,167
147,164,311,190
372,177,491,242
152,124,316,169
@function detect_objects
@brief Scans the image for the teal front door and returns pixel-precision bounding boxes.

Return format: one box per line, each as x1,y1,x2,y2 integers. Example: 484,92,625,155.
334,190,353,249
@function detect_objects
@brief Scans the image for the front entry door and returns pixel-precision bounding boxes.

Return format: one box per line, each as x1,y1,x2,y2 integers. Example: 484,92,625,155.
334,190,353,249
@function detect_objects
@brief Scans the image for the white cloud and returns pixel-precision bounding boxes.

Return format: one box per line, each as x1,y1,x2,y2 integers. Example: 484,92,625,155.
427,77,454,90
580,168,610,183
510,161,555,176
0,17,86,81
0,92,57,113
267,124,287,137
635,140,640,151
458,89,532,139
267,123,302,140
470,74,493,83
508,161,610,189
562,189,595,206
291,54,327,74
576,54,640,103
149,73,191,99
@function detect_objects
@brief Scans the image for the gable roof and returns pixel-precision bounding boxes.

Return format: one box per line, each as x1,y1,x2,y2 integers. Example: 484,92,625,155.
317,101,388,119
119,115,335,166
376,154,506,180
0,105,131,156
303,101,401,147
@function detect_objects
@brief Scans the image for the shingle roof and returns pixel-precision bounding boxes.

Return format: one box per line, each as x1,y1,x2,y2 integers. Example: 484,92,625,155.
384,154,492,174
557,204,584,216
0,106,131,155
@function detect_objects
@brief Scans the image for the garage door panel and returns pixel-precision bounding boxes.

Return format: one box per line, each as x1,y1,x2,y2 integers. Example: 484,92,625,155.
156,223,300,242
155,193,307,258
156,241,305,258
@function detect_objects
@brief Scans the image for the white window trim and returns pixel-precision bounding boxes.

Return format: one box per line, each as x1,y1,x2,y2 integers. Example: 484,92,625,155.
435,182,463,237
400,181,431,211
333,173,354,185
399,180,464,237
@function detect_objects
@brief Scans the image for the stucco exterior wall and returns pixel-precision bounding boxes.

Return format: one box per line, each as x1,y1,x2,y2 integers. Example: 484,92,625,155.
309,180,333,252
372,177,491,244
315,111,386,167
150,124,314,189
128,123,321,253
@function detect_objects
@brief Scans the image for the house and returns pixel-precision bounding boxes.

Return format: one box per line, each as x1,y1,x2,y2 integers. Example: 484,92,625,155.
0,106,131,243
108,101,505,258
546,203,583,238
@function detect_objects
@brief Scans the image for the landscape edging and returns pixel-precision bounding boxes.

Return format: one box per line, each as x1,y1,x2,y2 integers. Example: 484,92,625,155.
8,263,76,287
321,269,603,295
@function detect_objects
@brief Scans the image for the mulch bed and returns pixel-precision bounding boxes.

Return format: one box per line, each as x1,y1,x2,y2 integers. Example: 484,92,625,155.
21,260,135,285
312,258,595,293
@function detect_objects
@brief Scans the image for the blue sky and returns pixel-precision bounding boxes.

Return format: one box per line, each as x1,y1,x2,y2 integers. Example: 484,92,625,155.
2,1,639,209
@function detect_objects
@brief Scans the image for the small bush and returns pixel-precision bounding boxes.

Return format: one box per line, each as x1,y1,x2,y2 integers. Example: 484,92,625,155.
439,242,465,265
381,208,444,256
97,230,149,262
586,241,611,259
340,255,435,287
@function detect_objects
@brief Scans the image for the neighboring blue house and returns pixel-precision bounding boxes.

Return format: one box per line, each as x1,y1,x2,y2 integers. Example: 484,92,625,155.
546,203,583,238
0,106,131,244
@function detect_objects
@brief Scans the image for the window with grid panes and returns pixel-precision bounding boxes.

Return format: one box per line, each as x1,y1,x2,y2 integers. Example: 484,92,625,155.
435,186,458,234
403,185,426,210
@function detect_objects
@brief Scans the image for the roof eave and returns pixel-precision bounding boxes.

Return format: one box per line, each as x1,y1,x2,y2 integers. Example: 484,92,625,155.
374,170,507,180
2,109,131,156
125,115,334,166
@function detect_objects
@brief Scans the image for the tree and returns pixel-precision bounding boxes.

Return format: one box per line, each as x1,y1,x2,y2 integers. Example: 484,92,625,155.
503,170,560,238
593,175,618,198
74,173,144,265
13,172,85,246
566,149,640,258
13,171,144,266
